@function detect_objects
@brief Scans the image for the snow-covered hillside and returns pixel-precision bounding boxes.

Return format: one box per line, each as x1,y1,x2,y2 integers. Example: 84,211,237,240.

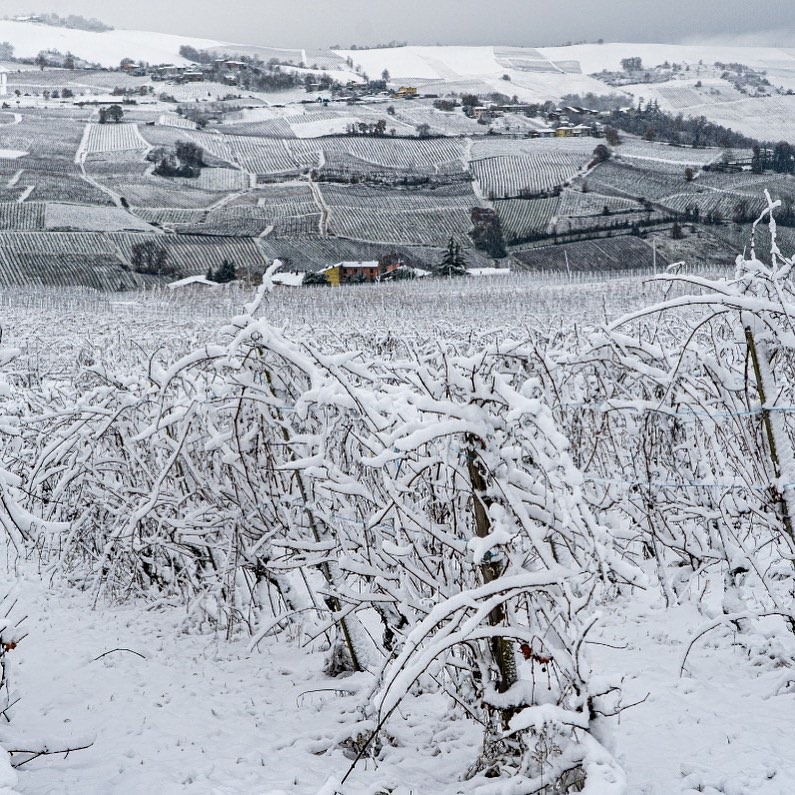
0,20,225,67
337,42,795,135
339,42,795,85
336,44,612,103
4,20,795,114
540,41,795,74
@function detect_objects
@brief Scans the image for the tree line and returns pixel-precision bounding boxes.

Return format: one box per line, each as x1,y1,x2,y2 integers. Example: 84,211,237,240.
595,103,758,149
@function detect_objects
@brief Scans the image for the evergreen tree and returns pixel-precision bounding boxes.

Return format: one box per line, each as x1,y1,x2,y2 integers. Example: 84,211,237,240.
208,259,237,283
434,237,468,277
772,142,795,175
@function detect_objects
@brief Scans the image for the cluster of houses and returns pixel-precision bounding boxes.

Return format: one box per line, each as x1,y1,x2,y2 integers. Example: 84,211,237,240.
318,259,402,285
141,60,247,86
468,103,612,137
168,260,406,291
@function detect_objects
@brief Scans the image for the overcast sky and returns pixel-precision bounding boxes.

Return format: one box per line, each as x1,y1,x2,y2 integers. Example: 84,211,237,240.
3,1,793,49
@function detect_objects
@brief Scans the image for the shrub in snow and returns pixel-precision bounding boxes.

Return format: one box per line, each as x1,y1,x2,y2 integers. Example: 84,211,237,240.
593,191,795,661
327,341,635,788
12,270,636,789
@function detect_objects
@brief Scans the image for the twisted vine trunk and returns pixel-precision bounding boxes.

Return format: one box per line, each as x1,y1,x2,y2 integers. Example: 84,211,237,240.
466,434,518,718
744,326,795,547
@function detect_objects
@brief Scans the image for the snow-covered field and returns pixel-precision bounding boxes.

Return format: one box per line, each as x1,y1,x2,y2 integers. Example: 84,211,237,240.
44,203,155,232
0,20,224,68
336,45,613,104
4,552,792,794
0,22,792,134
0,253,793,793
337,41,795,121
0,24,793,792
539,42,795,75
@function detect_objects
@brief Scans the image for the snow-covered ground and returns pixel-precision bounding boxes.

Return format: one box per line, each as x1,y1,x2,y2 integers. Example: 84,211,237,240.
1,21,793,126
0,21,223,68
336,42,795,107
336,45,613,103
539,42,795,75
336,42,795,84
3,557,794,793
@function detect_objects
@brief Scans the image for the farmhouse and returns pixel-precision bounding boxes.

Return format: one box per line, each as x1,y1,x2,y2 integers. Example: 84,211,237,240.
271,271,305,287
395,86,418,99
322,260,401,285
152,64,185,81
555,124,591,138
166,275,218,290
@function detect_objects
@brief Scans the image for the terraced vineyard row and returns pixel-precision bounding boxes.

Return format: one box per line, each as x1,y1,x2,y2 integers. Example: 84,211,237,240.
158,114,197,130
658,191,768,219
321,149,466,180
228,138,300,176
495,198,559,242
470,137,595,160
552,209,669,234
0,250,137,291
514,236,666,272
557,188,642,218
335,136,467,170
284,140,323,169
323,184,476,246
45,203,154,232
118,179,221,209
320,182,482,212
26,175,114,205
131,208,208,226
108,234,269,276
287,136,469,180
19,160,81,175
697,171,795,195
472,152,587,198
614,141,720,166
187,131,238,166
172,168,250,192
220,119,296,138
330,206,472,246
84,123,147,154
179,205,319,237
5,117,84,162
0,202,46,230
84,158,150,177
587,161,693,201
0,231,115,253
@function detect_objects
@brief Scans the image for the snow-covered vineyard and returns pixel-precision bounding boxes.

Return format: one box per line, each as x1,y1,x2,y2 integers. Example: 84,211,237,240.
0,199,792,793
